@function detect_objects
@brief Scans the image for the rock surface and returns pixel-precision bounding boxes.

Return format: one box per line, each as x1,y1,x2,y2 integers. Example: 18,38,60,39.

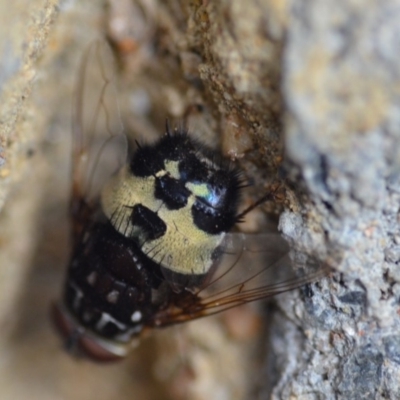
0,1,399,399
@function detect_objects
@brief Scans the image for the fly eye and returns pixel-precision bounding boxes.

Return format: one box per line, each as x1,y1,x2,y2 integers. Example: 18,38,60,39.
205,185,227,208
192,198,236,234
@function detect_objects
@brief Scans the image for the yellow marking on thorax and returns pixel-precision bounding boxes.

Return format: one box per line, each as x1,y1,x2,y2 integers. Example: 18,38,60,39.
186,182,209,197
141,196,224,276
101,164,223,276
164,160,180,179
101,166,162,235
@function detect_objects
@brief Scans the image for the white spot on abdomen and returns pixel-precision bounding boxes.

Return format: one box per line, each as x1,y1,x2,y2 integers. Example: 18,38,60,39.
114,325,143,342
131,310,142,322
106,290,120,304
96,312,127,331
86,271,98,286
69,281,84,310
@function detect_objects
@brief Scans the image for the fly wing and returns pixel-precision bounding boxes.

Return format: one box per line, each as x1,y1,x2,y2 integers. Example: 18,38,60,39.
194,232,327,314
70,40,127,237
151,232,329,326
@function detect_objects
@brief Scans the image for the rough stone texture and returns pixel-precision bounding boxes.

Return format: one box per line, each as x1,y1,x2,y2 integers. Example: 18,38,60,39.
270,1,400,399
0,0,399,399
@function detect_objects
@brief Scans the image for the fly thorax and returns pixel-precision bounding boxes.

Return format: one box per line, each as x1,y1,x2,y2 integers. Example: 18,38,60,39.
101,166,163,237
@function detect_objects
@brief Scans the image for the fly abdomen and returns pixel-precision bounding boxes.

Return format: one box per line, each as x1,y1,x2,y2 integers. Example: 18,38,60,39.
63,214,164,343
